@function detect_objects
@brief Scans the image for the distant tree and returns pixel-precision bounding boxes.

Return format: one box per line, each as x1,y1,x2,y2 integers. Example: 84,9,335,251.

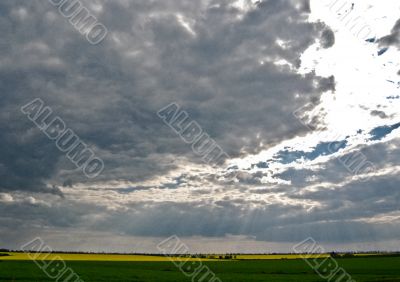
329,252,341,258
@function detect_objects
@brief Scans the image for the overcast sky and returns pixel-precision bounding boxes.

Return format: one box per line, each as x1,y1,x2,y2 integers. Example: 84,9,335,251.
1,0,400,253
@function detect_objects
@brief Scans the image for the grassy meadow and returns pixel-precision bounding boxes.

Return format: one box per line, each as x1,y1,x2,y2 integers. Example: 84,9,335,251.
1,252,400,281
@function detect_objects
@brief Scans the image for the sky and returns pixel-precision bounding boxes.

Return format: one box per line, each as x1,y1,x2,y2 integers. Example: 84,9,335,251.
0,0,400,253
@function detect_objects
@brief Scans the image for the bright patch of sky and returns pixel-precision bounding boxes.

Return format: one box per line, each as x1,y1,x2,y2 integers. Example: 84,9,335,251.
224,0,400,178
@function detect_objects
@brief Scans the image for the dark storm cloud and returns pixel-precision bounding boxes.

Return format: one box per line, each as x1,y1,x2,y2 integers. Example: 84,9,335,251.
320,27,335,48
300,0,311,13
371,110,389,119
378,18,400,47
1,0,400,252
0,0,332,192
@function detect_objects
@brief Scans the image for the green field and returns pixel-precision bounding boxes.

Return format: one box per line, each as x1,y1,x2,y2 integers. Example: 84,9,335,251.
1,256,400,282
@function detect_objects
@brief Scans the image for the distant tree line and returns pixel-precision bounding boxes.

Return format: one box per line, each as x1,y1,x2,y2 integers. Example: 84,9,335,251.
1,248,400,259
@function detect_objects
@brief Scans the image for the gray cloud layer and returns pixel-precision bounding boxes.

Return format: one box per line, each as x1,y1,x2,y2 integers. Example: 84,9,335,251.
0,0,332,191
2,0,399,251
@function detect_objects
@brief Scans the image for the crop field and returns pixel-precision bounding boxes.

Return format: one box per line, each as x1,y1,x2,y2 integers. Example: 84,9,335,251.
0,252,205,262
0,252,327,261
1,253,400,282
